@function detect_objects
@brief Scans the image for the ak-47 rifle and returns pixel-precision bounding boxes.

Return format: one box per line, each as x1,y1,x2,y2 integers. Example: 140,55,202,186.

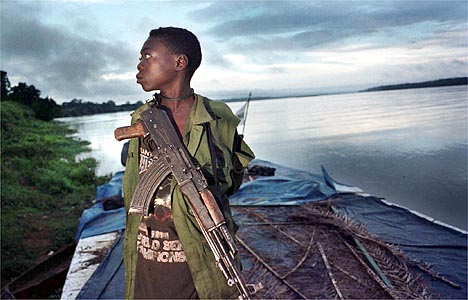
114,100,254,300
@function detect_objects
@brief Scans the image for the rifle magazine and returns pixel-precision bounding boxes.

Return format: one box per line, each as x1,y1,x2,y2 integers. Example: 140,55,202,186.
129,157,171,216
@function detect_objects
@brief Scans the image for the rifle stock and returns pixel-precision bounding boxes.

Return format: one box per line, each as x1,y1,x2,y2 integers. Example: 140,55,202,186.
114,121,145,141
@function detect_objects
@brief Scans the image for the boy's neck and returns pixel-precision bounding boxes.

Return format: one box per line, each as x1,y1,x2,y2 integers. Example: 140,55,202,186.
158,84,194,111
161,95,194,111
161,90,195,112
160,88,194,101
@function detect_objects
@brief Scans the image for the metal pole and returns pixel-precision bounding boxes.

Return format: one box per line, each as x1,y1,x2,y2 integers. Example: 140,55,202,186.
241,92,252,137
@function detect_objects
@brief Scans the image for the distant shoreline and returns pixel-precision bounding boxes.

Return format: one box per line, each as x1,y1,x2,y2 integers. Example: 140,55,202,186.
360,77,467,93
222,77,467,103
57,77,468,117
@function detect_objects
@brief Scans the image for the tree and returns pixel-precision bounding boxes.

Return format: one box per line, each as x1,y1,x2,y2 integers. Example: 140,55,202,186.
9,83,41,106
105,100,116,107
31,97,60,121
6,81,59,121
1,71,11,100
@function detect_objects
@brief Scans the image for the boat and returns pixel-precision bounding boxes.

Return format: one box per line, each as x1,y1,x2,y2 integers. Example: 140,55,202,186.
57,159,466,299
1,242,76,299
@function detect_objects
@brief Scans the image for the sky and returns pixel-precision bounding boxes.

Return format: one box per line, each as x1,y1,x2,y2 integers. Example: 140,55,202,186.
1,0,467,104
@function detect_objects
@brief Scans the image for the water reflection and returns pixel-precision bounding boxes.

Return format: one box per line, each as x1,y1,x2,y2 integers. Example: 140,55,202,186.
57,111,131,176
237,86,467,230
241,87,467,144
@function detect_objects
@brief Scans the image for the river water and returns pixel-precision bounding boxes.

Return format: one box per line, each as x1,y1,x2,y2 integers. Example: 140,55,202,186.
58,86,467,230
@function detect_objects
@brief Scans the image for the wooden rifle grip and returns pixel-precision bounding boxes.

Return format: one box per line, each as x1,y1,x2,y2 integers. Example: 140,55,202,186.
114,121,145,141
200,189,225,226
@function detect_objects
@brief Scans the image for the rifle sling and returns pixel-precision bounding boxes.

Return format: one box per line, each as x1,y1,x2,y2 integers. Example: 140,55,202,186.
204,123,221,199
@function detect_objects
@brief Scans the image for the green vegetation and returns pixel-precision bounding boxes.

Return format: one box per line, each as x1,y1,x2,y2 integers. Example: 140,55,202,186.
1,100,109,284
1,70,143,118
59,98,143,117
1,71,60,121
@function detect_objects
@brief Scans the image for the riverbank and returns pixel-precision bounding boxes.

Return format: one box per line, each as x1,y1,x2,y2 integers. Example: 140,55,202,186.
0,101,109,293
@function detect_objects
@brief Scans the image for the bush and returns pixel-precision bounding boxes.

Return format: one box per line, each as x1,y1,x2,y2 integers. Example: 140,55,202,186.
1,101,109,283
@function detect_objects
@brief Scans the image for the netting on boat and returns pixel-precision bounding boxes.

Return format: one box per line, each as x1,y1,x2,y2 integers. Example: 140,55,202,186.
234,197,433,299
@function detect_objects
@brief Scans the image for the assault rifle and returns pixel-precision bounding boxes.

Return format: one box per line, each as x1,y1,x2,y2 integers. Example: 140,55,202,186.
114,100,254,300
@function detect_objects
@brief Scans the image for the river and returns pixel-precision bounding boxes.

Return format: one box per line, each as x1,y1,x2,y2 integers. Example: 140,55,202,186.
58,85,467,230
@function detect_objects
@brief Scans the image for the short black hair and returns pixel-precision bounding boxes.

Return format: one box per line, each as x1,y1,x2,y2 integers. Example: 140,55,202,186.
149,27,202,77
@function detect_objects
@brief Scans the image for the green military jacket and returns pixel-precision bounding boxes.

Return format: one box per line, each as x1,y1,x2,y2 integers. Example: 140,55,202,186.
123,94,255,299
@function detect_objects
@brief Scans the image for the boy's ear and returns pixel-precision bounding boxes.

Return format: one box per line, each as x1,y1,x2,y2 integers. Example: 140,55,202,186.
175,54,189,71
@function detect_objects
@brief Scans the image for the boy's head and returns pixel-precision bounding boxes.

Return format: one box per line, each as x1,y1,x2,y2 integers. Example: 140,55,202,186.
149,27,202,78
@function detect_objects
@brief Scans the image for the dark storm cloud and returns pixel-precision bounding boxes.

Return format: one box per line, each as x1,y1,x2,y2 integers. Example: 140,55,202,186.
1,2,138,103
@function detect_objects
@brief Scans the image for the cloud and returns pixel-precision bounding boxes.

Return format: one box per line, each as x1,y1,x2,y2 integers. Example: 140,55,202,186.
193,0,467,55
198,1,466,36
1,1,140,103
1,1,466,103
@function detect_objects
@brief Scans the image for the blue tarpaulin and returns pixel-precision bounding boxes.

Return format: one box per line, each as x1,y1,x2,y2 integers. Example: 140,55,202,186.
75,171,126,241
230,160,338,205
333,195,467,300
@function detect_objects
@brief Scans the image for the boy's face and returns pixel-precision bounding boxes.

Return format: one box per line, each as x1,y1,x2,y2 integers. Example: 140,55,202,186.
136,37,178,92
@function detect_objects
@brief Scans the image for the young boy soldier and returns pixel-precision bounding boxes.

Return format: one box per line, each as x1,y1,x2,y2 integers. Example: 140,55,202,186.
123,27,255,299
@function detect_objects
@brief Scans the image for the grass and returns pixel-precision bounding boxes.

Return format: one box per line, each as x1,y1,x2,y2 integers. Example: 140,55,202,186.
1,101,110,285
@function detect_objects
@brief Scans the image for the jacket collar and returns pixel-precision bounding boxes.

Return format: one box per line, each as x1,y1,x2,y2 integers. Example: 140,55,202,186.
131,94,214,124
189,94,216,125
185,94,216,155
130,94,214,155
